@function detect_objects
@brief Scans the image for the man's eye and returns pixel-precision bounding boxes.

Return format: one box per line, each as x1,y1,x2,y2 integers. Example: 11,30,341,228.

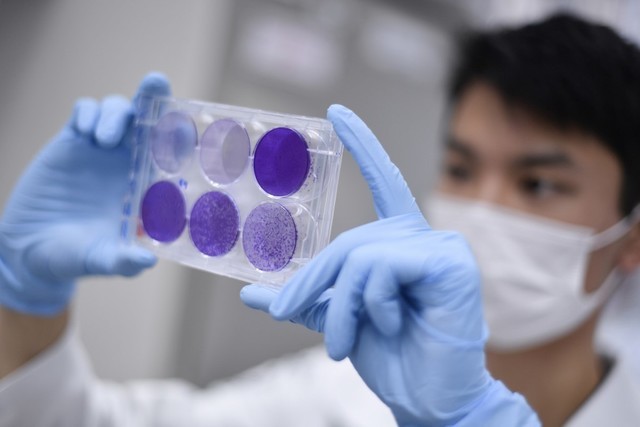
520,177,565,197
445,164,472,181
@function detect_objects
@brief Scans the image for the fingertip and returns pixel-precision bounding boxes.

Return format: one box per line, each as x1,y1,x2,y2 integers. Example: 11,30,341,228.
133,248,158,267
73,97,99,135
137,72,171,98
240,284,277,312
95,95,132,148
327,103,349,116
325,335,349,361
327,104,355,124
115,247,157,276
239,286,250,301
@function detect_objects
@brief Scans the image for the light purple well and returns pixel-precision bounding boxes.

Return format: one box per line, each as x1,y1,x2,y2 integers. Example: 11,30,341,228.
189,191,239,256
200,119,250,185
141,181,187,242
253,127,310,197
150,111,197,174
242,203,297,271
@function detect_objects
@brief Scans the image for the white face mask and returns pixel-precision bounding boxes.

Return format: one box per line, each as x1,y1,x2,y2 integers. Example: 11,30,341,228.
424,194,639,352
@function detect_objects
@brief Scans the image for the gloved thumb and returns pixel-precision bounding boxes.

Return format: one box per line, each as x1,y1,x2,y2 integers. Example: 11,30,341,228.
240,284,277,312
242,283,331,333
26,234,156,282
85,242,157,277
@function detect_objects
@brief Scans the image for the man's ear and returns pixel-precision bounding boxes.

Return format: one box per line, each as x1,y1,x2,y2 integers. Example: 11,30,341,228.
618,225,640,273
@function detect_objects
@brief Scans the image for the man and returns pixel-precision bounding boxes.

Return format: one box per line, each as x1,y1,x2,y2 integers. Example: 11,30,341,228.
0,12,638,426
423,13,640,426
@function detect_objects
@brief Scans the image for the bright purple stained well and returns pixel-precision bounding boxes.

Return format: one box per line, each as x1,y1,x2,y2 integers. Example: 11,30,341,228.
150,111,197,174
242,203,297,271
141,181,187,242
200,119,250,185
189,191,239,256
253,127,310,197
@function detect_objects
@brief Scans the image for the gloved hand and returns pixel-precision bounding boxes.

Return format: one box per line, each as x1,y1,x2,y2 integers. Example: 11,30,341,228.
0,73,170,316
242,105,540,426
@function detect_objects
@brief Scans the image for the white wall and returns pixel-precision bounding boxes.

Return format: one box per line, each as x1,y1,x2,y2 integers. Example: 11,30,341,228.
0,0,232,380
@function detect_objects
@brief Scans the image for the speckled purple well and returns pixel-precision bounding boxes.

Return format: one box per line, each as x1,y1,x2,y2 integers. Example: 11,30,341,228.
141,181,186,242
253,127,310,197
200,119,250,185
242,203,297,271
150,111,197,174
189,191,239,256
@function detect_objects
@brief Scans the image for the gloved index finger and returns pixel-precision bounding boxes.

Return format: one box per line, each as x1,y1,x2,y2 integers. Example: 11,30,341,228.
327,104,420,219
133,72,172,118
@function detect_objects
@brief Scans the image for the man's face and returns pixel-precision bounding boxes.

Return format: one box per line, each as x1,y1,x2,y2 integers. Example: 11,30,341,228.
437,81,634,292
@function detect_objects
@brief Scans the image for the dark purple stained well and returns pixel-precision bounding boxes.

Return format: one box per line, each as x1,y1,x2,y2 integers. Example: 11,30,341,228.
141,181,187,242
242,203,297,271
150,111,197,174
253,127,310,197
189,191,239,256
200,119,250,185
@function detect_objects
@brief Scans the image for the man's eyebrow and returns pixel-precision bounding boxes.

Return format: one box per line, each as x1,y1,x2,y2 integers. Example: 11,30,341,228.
514,151,575,168
445,137,476,160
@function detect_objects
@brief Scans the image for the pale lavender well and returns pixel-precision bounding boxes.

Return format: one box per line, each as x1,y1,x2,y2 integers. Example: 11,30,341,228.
242,202,297,271
200,118,250,185
253,127,310,197
189,191,239,256
141,180,187,242
150,111,197,174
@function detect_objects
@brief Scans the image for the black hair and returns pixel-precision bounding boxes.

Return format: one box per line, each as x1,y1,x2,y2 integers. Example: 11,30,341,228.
449,13,640,215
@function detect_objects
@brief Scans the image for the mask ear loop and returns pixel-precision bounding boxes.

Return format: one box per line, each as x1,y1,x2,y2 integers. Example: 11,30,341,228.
591,205,640,251
595,209,640,370
579,209,640,312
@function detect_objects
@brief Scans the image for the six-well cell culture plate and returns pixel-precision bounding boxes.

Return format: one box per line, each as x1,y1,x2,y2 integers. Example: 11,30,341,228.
121,96,343,286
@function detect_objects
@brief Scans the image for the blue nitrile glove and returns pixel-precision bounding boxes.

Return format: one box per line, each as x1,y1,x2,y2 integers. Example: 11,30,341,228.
241,105,540,426
0,73,170,316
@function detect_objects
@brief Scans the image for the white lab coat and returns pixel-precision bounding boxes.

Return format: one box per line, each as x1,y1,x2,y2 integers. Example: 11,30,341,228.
1,327,640,427
1,272,640,426
0,327,395,427
565,357,640,427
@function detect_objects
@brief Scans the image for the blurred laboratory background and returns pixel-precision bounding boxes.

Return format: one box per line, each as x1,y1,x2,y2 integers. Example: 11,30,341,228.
0,0,639,386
